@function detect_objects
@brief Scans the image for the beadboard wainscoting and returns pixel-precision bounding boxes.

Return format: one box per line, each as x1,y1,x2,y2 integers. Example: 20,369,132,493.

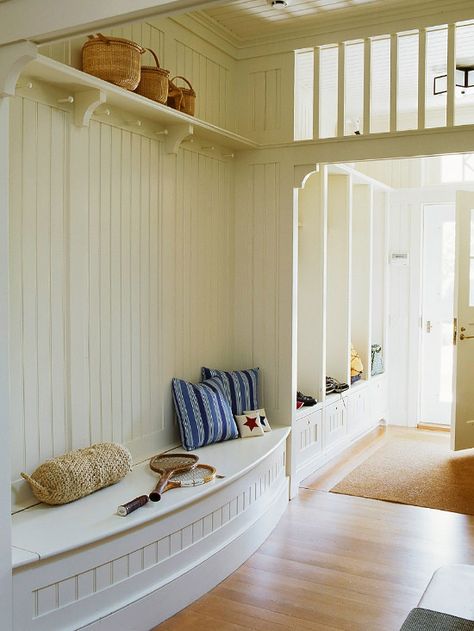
9,94,236,511
233,157,296,433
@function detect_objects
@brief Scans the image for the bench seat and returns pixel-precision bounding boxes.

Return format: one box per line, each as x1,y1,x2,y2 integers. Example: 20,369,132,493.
12,426,290,631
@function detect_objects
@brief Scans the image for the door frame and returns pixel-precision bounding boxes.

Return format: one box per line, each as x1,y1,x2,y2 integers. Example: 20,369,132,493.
391,183,474,427
420,201,456,426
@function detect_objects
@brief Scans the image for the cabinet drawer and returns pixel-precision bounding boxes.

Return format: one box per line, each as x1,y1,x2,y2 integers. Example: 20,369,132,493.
348,387,371,434
295,409,322,467
324,400,347,447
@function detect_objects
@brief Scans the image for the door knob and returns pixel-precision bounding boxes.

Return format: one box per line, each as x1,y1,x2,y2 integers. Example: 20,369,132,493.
426,320,432,333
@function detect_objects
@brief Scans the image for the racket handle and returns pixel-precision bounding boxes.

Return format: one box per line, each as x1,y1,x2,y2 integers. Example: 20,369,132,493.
117,495,148,516
149,472,172,502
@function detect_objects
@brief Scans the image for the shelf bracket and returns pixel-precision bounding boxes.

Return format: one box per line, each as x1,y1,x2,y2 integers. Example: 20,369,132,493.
0,40,37,98
294,164,319,189
74,89,106,127
165,123,194,154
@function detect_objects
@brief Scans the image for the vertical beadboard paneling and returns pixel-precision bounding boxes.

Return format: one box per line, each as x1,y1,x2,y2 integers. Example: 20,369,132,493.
110,126,122,443
9,30,239,505
9,98,68,489
239,54,294,143
9,97,25,483
235,157,294,424
83,124,165,449
10,101,236,509
109,23,165,66
174,148,234,382
175,40,232,129
251,163,280,410
120,131,133,444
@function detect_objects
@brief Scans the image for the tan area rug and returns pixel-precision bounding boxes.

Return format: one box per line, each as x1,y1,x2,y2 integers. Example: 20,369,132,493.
331,430,474,515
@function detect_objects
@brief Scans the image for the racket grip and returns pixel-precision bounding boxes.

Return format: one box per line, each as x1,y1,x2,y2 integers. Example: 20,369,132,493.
149,472,172,502
117,495,148,516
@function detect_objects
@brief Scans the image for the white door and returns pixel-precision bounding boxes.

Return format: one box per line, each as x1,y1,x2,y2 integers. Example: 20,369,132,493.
420,204,455,425
452,191,474,450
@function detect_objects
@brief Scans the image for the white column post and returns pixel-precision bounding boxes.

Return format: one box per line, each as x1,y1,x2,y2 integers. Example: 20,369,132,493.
447,23,456,128
363,38,372,135
337,42,346,138
417,28,426,130
390,33,398,133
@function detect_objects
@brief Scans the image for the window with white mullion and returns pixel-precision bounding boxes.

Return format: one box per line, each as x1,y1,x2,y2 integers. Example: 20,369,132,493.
294,48,314,141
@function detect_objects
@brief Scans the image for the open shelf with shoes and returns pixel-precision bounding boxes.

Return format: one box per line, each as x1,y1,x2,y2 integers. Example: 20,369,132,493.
293,163,391,491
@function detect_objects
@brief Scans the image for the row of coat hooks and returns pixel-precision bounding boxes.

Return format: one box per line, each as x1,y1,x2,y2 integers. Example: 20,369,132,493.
17,81,235,157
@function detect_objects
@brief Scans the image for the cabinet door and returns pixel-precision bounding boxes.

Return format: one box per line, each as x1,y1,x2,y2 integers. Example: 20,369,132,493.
348,387,371,434
324,400,347,447
295,409,322,467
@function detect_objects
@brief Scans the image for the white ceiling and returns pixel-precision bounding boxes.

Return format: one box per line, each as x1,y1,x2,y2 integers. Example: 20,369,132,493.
199,0,427,43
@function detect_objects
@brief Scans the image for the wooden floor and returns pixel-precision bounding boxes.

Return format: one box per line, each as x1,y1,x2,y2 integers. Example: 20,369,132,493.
155,427,474,631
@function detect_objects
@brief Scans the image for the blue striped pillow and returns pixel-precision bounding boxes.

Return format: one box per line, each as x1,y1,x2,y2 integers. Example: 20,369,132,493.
201,367,259,415
172,376,239,451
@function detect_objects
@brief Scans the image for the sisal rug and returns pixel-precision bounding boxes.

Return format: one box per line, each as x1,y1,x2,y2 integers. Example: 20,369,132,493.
331,430,474,515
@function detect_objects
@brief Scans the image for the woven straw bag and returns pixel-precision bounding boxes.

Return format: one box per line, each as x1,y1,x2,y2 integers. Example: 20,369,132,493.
82,33,145,91
135,48,170,104
167,76,196,116
21,443,132,505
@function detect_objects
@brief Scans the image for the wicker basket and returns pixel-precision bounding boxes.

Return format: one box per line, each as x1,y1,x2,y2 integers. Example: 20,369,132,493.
135,49,170,104
167,76,196,116
82,33,145,91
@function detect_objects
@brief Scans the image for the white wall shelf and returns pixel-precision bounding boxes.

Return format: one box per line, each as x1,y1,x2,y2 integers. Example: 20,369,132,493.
21,55,257,153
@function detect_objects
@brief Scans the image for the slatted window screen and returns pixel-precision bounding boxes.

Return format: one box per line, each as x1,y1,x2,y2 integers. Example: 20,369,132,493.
294,20,474,142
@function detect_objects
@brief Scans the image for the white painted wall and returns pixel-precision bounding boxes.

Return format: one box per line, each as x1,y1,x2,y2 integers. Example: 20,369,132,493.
9,94,236,511
233,155,295,427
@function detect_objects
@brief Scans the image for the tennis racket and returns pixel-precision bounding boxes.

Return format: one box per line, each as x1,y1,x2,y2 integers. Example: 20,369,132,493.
161,464,217,494
149,453,199,502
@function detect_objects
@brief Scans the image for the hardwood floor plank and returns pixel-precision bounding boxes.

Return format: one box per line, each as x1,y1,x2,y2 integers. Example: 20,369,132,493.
153,429,474,631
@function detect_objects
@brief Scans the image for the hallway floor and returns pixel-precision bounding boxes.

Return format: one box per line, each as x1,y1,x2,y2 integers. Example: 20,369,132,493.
155,427,474,631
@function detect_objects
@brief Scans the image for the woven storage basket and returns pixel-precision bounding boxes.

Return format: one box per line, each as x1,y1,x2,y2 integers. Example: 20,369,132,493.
135,48,170,104
21,443,132,505
167,76,196,116
82,33,145,91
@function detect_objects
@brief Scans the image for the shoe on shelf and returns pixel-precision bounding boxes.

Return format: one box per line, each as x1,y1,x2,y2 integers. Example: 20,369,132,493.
326,377,349,394
297,391,318,406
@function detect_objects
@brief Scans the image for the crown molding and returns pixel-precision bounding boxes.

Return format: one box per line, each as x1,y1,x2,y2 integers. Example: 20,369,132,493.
169,12,241,59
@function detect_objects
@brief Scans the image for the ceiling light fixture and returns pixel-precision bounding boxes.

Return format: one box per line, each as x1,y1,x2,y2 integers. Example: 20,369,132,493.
433,66,474,95
271,0,288,8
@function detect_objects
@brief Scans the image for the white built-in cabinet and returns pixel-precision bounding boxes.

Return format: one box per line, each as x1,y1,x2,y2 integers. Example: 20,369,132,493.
294,164,390,488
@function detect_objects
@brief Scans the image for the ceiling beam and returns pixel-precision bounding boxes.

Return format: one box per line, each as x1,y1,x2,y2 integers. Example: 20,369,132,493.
0,0,222,46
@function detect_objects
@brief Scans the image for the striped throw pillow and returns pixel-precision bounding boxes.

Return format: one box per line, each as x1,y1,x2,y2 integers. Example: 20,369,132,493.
201,367,259,415
172,377,239,451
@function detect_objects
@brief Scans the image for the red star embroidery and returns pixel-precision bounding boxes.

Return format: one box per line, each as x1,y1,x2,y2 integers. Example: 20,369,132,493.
244,416,259,431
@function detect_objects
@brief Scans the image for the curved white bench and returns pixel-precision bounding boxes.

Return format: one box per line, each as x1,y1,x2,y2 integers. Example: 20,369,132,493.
12,426,290,631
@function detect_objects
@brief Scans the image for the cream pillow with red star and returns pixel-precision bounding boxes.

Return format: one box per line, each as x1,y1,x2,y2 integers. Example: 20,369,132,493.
234,413,264,438
243,408,272,433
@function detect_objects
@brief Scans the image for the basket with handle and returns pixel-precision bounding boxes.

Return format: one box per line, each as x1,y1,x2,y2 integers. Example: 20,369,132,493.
82,33,145,91
167,76,196,116
134,49,170,104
